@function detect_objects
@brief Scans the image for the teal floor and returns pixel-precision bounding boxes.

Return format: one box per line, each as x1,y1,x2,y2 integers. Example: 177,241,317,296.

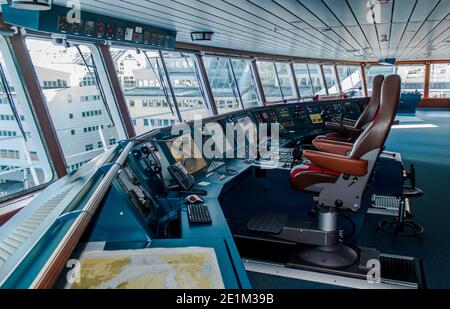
249,113,450,289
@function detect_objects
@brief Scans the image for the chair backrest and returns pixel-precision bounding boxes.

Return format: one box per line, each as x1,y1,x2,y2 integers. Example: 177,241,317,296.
355,74,384,129
350,74,400,160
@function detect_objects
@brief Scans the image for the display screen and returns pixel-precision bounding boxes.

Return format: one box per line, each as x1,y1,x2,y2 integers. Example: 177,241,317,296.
72,20,83,34
309,113,324,124
279,108,290,118
84,20,96,36
165,134,208,174
116,26,125,40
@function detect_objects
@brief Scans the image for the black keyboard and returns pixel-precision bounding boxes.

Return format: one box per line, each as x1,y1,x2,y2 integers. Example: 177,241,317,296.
187,204,212,224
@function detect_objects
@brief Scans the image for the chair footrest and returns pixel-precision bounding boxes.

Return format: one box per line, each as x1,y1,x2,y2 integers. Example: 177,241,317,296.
247,213,289,234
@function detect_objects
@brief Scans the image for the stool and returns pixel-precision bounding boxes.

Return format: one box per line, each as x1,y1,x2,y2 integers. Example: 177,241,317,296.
377,185,424,238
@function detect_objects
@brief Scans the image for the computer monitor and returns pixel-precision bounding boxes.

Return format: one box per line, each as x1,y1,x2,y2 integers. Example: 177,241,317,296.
165,133,208,174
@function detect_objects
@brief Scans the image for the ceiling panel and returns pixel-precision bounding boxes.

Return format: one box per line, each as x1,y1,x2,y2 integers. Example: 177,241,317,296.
47,0,450,61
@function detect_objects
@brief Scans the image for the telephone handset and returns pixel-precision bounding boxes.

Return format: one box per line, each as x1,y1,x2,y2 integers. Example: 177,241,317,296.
168,162,195,191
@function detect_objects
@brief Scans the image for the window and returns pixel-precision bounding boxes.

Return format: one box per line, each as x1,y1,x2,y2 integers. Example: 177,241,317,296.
230,59,260,109
430,63,450,98
257,61,281,102
109,138,116,145
366,65,396,95
111,47,179,135
308,64,326,96
256,61,296,102
397,65,425,95
162,51,210,121
275,62,296,100
29,151,39,161
337,65,363,97
322,65,339,95
204,56,240,113
85,144,94,151
0,38,53,199
97,141,103,148
71,129,75,135
27,38,120,172
293,63,314,98
69,113,73,119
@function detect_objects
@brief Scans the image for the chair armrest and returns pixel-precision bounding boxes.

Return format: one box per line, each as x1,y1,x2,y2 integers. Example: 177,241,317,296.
303,150,368,177
325,122,362,139
312,139,354,156
332,117,357,126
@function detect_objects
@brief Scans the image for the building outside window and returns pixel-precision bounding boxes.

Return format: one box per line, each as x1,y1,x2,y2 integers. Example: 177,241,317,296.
256,61,296,103
397,65,425,95
293,63,314,98
429,63,450,98
337,65,363,97
322,65,339,95
162,51,210,121
0,37,53,199
308,64,326,96
27,38,120,173
111,47,179,135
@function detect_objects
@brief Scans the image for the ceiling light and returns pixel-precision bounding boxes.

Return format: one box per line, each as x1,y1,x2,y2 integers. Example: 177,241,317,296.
8,0,52,10
190,31,214,41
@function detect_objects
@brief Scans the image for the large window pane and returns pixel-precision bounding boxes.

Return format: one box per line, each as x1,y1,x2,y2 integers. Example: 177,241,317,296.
430,63,450,98
323,65,339,95
293,63,313,98
397,65,425,95
257,61,296,102
308,64,326,96
27,38,120,172
366,66,396,95
230,59,259,109
275,62,296,100
0,42,53,199
111,47,179,134
162,51,210,121
337,65,363,97
204,56,241,114
256,61,282,102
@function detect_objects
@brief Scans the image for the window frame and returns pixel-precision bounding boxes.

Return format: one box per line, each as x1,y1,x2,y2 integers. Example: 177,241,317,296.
0,35,56,203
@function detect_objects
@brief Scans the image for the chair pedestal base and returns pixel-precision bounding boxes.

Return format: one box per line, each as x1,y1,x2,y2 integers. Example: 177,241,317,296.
297,243,358,269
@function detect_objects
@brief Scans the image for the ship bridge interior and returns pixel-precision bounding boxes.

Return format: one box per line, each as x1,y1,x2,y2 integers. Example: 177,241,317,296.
0,0,449,290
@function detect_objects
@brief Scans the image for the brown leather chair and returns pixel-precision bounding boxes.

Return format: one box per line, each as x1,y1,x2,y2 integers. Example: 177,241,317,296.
287,75,401,268
315,74,385,143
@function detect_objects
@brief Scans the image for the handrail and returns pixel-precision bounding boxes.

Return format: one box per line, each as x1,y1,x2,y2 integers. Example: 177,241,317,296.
0,144,127,287
30,142,133,288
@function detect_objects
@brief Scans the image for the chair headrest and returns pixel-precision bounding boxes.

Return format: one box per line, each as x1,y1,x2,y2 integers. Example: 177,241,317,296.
355,74,384,129
350,74,401,159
